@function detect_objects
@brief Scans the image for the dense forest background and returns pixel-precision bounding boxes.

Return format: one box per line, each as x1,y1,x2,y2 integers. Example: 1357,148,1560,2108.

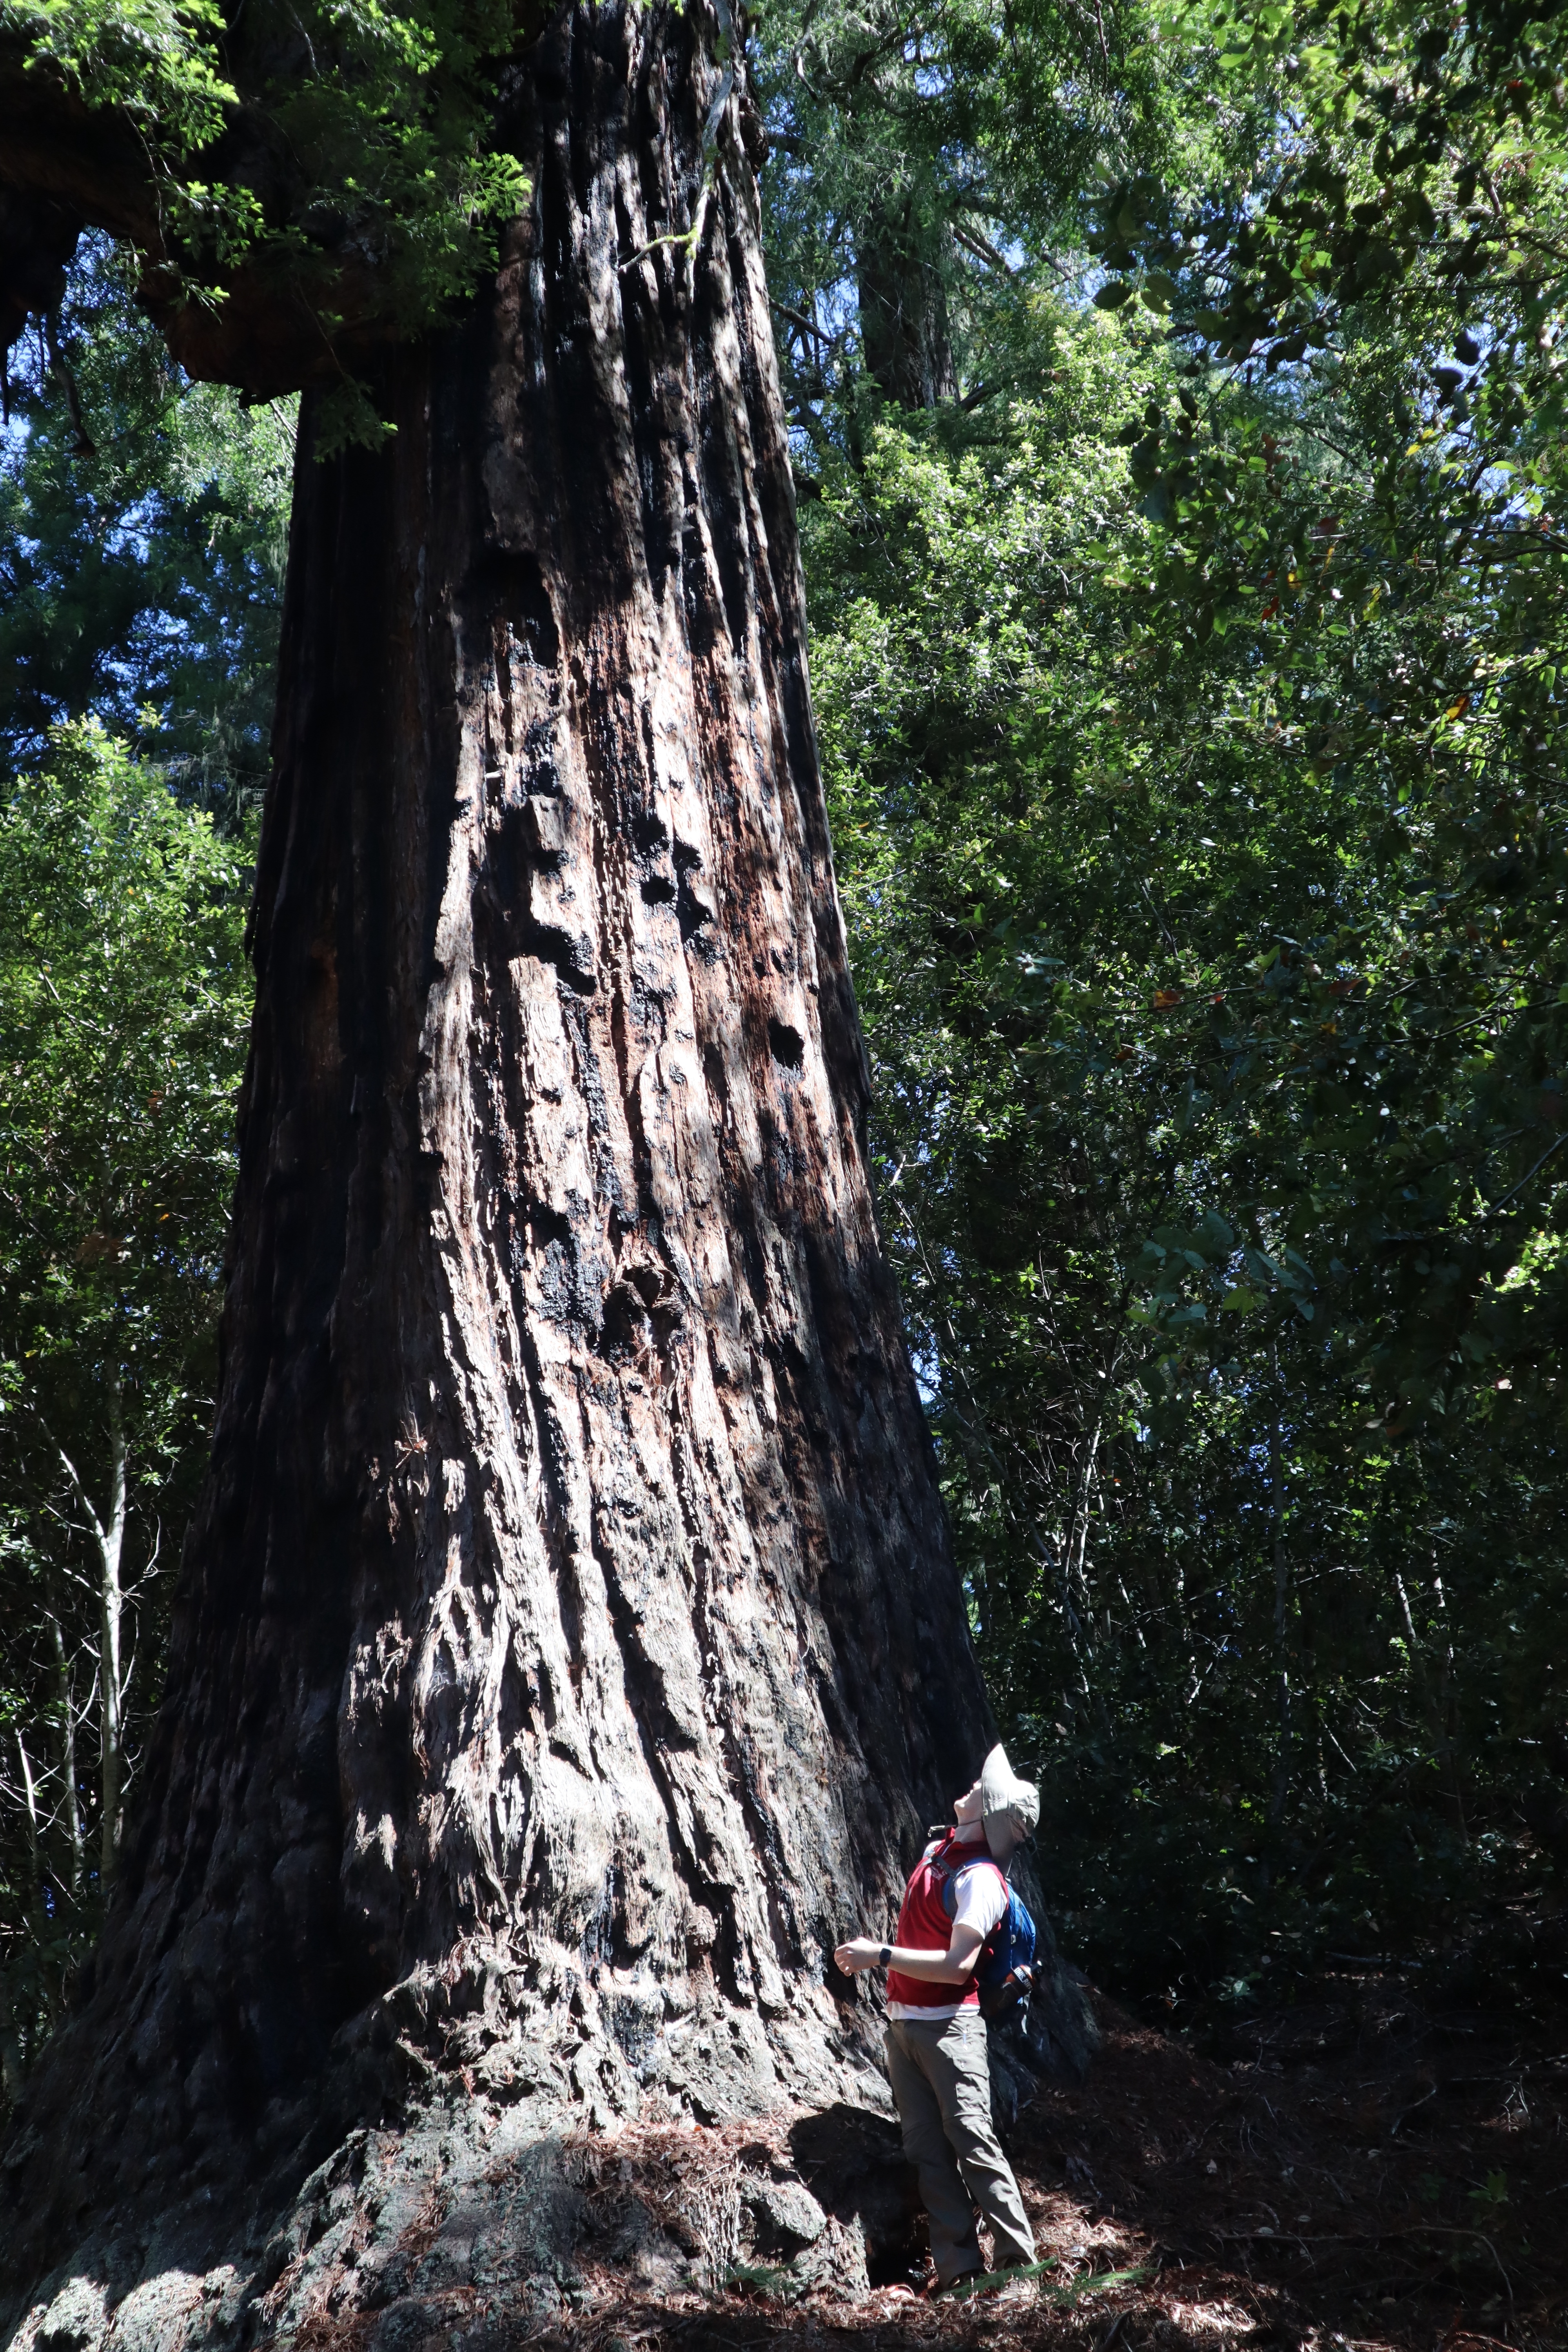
2,0,1566,2101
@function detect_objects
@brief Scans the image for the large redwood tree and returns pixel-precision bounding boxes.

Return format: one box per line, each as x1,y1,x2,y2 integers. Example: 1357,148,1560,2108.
0,5,1090,2337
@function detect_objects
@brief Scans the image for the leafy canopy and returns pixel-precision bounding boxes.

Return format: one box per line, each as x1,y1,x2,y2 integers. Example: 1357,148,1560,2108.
2,0,534,442
0,717,251,2066
778,0,1568,2011
0,239,294,808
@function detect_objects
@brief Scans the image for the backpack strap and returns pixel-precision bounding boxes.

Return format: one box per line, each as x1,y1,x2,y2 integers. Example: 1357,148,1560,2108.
938,1849,1009,1918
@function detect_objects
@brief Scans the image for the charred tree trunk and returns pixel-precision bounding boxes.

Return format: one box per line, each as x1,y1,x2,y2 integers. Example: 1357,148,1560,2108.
1,4,1090,2336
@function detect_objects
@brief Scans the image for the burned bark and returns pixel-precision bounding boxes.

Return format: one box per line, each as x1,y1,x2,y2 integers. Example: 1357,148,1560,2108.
0,3,1091,2338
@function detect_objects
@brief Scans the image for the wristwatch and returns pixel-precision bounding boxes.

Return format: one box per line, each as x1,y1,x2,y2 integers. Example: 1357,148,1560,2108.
878,1944,892,1968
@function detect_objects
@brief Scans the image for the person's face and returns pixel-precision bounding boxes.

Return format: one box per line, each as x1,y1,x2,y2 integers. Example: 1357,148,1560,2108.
954,1776,984,1824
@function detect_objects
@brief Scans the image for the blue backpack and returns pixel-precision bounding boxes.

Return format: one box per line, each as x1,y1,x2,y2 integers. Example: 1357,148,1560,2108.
976,1885,1038,2020
939,1856,1038,2020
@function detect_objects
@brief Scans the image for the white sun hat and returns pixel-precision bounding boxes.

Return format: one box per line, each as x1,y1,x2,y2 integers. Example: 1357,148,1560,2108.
980,1742,1040,1855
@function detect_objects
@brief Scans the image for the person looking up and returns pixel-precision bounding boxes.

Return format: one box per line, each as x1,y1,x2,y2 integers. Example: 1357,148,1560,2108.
835,1744,1040,2294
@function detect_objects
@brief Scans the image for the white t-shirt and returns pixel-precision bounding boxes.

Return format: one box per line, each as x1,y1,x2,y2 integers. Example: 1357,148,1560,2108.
887,1846,1007,2022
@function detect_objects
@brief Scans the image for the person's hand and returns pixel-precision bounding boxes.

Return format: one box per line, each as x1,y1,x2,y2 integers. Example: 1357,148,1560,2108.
834,1937,883,1975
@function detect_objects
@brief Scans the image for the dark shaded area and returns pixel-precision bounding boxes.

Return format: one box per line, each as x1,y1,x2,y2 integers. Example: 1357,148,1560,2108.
0,190,78,368
789,2104,927,2285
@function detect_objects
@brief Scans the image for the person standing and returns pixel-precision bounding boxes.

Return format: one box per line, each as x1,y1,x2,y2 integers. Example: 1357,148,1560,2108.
835,1744,1040,2293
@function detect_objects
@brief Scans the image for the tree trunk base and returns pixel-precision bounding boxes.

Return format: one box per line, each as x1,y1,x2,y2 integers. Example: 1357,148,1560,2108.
4,1960,1093,2352
2,1973,877,2352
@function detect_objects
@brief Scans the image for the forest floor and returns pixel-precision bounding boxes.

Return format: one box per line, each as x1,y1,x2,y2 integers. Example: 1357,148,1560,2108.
542,1977,1568,2352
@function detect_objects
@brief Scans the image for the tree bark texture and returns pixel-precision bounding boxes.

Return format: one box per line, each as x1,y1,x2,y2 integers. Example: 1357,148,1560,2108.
856,199,958,412
1,2,1091,2327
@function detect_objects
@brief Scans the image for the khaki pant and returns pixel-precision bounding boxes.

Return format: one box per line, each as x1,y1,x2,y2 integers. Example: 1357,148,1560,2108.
885,2010,1036,2286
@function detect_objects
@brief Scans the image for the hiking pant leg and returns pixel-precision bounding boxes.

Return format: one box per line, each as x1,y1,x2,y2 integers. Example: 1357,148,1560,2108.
886,2022,984,2285
923,2013,1036,2272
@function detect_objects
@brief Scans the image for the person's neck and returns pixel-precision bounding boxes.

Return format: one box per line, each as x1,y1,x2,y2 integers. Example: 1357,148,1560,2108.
953,1817,986,1843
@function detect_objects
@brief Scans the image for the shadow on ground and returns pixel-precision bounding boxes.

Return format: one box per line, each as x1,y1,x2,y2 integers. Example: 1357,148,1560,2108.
133,1976,1564,2352
547,1976,1566,2352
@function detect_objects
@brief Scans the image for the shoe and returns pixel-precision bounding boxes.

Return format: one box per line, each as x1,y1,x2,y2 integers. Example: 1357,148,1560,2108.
938,2270,1037,2305
927,2272,984,2299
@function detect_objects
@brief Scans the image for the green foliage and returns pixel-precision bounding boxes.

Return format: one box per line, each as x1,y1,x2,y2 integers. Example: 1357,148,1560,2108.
0,719,250,2080
1,238,294,813
1071,0,1568,1443
755,0,1205,430
2,0,531,442
13,0,247,158
1093,0,1568,379
797,213,1568,2013
945,2260,1152,2303
723,2261,799,2301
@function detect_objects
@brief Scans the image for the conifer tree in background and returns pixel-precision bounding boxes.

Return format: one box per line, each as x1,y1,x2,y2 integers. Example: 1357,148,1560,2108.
0,239,294,813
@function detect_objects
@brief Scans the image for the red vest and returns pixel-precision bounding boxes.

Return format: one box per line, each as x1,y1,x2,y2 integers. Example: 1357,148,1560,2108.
886,1828,1006,2010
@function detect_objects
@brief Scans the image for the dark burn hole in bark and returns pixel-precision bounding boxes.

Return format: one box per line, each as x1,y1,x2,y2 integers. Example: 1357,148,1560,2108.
528,919,597,991
632,809,677,904
468,546,560,670
527,1202,584,1325
789,2106,927,2286
606,1988,660,2067
522,714,561,784
768,1016,806,1070
623,1259,673,1308
601,1277,654,1356
476,802,592,985
483,796,530,907
605,1256,684,1361
679,874,717,944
